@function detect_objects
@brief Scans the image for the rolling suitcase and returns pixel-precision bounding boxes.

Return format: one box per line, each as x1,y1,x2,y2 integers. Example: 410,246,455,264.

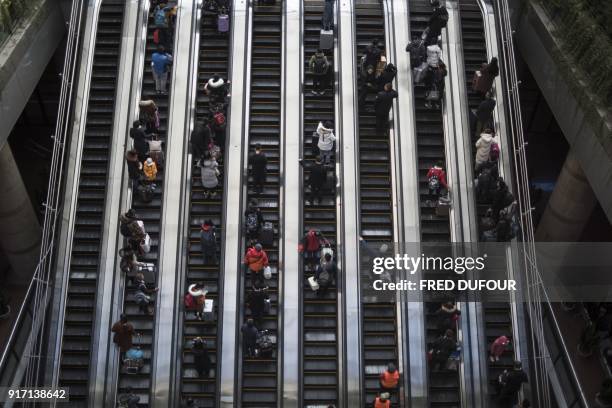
259,222,274,248
319,29,333,50
435,200,450,217
218,14,229,33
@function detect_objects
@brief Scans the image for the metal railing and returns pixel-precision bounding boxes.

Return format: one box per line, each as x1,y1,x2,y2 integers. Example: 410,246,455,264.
0,0,84,391
492,1,587,407
0,0,42,48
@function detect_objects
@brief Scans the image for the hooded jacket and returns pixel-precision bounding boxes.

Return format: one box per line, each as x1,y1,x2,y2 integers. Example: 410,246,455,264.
475,133,495,166
316,122,336,152
200,159,219,188
143,160,158,181
244,247,269,272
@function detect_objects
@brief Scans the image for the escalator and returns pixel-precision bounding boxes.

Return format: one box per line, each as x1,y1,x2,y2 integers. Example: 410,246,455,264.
179,9,232,407
115,9,176,405
56,1,125,405
458,0,515,401
301,1,338,406
354,3,399,406
409,0,460,406
240,3,282,406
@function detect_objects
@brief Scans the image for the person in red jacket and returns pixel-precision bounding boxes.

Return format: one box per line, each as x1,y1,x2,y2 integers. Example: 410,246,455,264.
299,229,328,270
427,161,448,198
379,362,400,391
374,392,391,408
244,243,269,288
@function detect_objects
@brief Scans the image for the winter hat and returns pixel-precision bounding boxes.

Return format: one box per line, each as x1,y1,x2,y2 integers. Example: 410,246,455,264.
146,158,153,165
255,243,263,251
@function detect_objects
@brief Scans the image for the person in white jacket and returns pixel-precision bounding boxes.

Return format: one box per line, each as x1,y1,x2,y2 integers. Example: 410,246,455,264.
200,151,220,199
316,121,336,165
474,129,496,170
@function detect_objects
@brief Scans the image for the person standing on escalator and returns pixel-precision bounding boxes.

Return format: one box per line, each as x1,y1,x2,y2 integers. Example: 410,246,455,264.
241,318,259,357
151,45,173,95
309,49,330,95
374,83,398,135
379,362,400,392
423,0,449,46
249,144,268,195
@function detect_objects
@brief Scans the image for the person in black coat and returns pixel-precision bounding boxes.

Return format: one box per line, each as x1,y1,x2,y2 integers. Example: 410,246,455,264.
191,121,211,166
249,144,268,194
377,63,397,90
300,156,327,205
430,329,457,371
474,96,496,136
248,282,268,325
126,150,142,190
496,361,528,404
321,0,334,30
129,120,151,162
241,319,259,357
374,83,398,134
363,39,381,69
191,337,212,378
425,0,449,45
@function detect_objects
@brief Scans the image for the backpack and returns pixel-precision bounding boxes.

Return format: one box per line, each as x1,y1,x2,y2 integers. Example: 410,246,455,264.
313,56,328,75
245,212,259,233
490,141,500,161
428,175,440,191
318,270,331,286
184,293,196,309
214,111,226,126
154,9,167,27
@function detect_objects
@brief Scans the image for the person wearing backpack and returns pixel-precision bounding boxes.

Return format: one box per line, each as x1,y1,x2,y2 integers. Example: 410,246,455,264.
299,156,327,205
474,95,496,136
192,337,212,378
126,150,143,191
244,243,269,288
426,161,448,198
191,121,212,167
118,387,140,408
248,282,269,325
209,104,227,146
151,45,173,94
472,57,499,97
112,314,136,358
130,120,151,162
133,272,158,315
424,60,447,110
315,252,336,297
249,143,267,194
139,99,160,133
204,74,230,104
495,361,528,404
316,121,336,165
309,49,330,95
244,200,264,240
474,129,496,171
424,0,449,45
200,219,217,264
377,63,397,91
299,229,327,270
120,209,140,238
153,4,172,50
374,83,398,134
187,282,208,320
429,329,457,371
200,151,220,199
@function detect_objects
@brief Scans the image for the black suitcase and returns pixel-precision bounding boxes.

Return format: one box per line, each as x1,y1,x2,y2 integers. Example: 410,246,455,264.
319,29,333,50
259,222,274,248
138,183,155,203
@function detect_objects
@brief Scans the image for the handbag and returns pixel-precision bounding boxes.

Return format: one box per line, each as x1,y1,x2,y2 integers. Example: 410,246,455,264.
263,266,272,280
141,234,151,253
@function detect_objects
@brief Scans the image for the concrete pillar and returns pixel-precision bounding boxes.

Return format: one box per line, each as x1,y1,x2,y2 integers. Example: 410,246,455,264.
535,151,597,242
0,143,41,284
